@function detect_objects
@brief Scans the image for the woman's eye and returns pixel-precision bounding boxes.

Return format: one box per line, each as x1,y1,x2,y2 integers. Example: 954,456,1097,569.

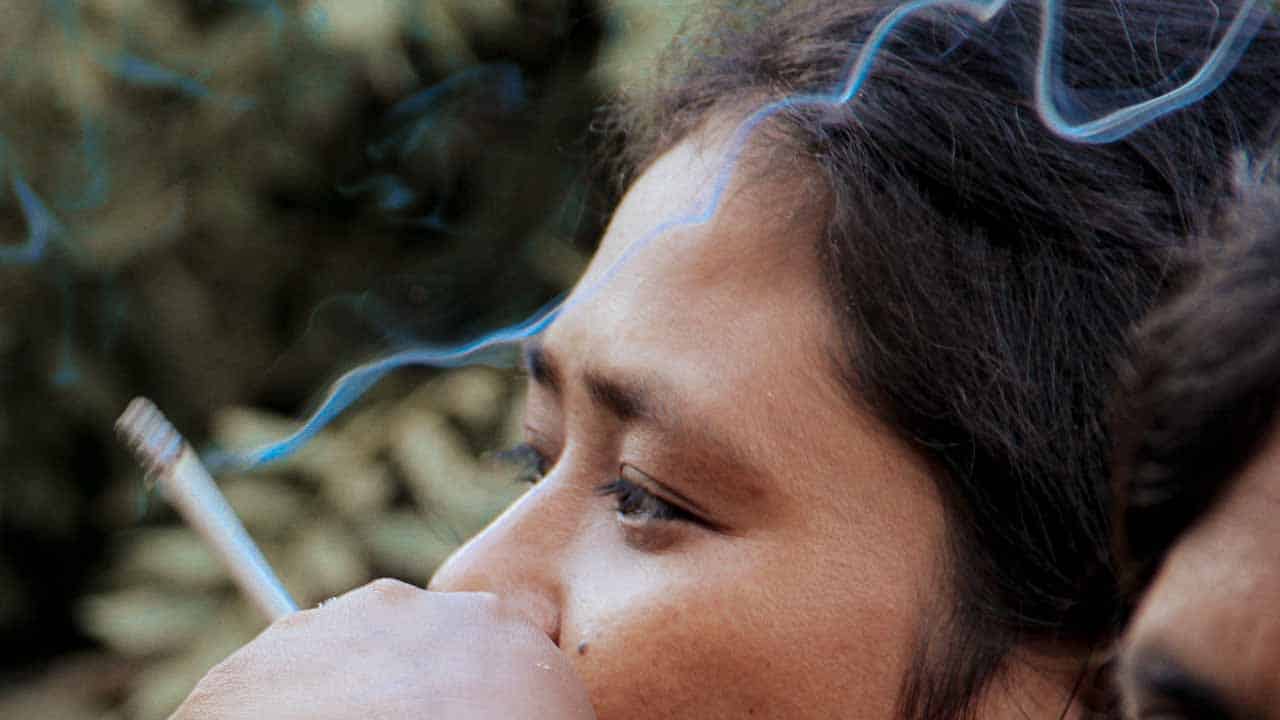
496,442,551,484
596,465,699,524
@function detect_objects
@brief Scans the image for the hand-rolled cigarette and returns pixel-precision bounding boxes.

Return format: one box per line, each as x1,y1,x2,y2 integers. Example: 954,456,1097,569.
115,397,298,622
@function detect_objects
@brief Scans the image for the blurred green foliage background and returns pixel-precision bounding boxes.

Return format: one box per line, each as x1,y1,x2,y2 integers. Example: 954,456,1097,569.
0,1,691,716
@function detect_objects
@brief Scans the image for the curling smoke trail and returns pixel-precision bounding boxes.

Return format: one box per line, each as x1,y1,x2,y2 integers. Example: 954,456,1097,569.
0,154,81,383
52,273,80,387
224,0,1270,470
104,55,213,98
62,120,109,212
101,54,257,111
371,63,526,163
208,299,563,471
343,64,527,230
1,171,62,265
1036,0,1269,142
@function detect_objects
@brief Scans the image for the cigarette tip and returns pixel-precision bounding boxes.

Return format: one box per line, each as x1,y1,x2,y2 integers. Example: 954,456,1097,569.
116,396,185,475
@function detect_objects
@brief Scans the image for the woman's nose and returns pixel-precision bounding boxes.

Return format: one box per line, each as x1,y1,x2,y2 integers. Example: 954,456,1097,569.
428,487,564,645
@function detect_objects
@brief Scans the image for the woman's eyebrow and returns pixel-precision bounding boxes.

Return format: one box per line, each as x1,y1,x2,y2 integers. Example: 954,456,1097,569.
582,369,652,422
521,339,764,497
521,339,662,424
522,340,561,394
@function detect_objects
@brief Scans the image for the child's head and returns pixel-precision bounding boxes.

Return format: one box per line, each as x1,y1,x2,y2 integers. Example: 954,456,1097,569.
1113,159,1280,719
432,1,1280,718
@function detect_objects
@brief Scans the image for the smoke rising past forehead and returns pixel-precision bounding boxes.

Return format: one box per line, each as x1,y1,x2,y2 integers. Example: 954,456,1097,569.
0,1,1268,466
218,0,1271,469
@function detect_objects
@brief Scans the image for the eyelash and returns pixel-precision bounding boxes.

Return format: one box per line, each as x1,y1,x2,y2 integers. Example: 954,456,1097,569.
596,477,698,523
499,442,697,524
497,442,550,485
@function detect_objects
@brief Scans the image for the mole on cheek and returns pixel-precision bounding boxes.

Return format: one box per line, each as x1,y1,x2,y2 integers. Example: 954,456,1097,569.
578,642,589,655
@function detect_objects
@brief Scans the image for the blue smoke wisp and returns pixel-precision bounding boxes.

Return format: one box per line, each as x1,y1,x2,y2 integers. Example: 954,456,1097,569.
208,300,564,471
104,54,213,98
1,172,62,265
221,0,1269,470
0,164,81,384
99,53,256,112
52,273,80,387
62,119,110,212
371,63,526,163
1035,0,1269,143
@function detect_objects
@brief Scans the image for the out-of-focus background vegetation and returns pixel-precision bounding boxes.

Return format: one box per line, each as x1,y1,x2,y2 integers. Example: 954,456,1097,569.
0,2,691,717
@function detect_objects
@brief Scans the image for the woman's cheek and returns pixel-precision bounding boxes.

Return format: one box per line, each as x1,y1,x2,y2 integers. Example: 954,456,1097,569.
561,541,790,719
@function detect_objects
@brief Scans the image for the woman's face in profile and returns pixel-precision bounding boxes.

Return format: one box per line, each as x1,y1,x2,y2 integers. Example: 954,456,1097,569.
1119,425,1280,720
429,130,948,718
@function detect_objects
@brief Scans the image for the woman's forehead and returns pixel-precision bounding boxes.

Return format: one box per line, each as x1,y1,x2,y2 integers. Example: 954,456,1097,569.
548,133,833,383
586,129,829,287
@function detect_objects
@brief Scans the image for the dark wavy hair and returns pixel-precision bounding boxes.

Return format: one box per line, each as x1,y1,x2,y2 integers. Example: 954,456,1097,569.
1112,156,1280,612
597,1,1280,718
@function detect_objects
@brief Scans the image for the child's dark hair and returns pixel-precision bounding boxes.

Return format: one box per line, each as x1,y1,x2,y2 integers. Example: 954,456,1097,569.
600,1,1280,717
1112,155,1280,615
